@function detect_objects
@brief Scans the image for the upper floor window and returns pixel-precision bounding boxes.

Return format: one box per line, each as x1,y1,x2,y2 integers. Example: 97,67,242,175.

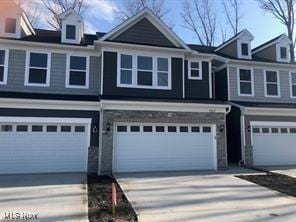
280,47,288,60
264,70,280,97
0,49,8,85
238,68,253,96
290,72,296,98
137,56,153,86
241,43,249,56
66,55,89,88
5,18,16,34
189,61,202,80
118,53,171,89
66,25,76,40
25,52,50,87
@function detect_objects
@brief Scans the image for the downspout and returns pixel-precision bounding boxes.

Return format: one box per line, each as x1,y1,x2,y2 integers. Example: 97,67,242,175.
239,109,246,166
98,102,103,175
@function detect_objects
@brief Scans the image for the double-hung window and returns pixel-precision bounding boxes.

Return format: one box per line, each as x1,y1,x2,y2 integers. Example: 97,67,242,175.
290,72,296,98
265,70,279,97
66,55,89,88
238,68,253,96
137,56,153,86
0,49,8,85
118,53,170,89
25,52,50,86
189,61,202,80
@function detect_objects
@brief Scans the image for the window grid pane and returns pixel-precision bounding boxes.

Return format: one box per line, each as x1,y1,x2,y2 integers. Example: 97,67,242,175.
239,69,252,95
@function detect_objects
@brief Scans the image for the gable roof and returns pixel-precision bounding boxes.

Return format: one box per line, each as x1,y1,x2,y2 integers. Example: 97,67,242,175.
99,8,190,50
215,29,254,52
252,34,292,54
58,8,83,21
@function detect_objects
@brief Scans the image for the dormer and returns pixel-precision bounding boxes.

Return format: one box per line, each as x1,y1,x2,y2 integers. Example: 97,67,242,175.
215,29,254,60
58,9,84,44
0,0,35,39
252,34,292,63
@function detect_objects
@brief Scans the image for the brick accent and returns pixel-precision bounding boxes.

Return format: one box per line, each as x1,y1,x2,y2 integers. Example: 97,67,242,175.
88,146,99,173
100,110,228,174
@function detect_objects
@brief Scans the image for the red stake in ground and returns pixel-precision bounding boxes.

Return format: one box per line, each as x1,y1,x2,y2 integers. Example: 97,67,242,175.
112,183,117,218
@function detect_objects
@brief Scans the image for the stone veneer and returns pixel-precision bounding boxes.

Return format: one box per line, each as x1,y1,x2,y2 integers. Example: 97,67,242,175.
100,110,228,174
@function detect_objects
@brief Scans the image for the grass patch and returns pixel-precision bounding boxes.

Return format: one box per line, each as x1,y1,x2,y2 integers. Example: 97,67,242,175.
237,173,296,197
88,175,138,222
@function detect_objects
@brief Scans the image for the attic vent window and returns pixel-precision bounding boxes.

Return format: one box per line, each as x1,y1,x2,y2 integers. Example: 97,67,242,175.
5,18,17,34
66,25,76,40
280,47,287,59
241,43,249,56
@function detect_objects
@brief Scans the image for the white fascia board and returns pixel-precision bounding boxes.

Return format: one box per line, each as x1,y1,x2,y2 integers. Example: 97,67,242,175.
0,39,96,54
101,100,230,113
99,41,190,56
0,98,100,111
228,59,296,70
0,117,92,124
245,107,296,116
252,34,292,54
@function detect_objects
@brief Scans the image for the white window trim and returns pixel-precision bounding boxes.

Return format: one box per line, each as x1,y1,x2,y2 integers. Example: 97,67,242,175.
237,67,254,96
237,40,252,59
66,54,90,89
289,71,296,98
188,60,202,80
25,51,51,87
62,23,80,44
264,70,280,98
0,48,9,85
276,44,290,63
117,52,172,90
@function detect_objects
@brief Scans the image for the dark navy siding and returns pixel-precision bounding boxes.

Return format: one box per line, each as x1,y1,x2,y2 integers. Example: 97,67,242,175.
111,18,177,48
102,51,183,99
214,68,228,101
184,60,210,99
0,108,100,146
226,106,242,164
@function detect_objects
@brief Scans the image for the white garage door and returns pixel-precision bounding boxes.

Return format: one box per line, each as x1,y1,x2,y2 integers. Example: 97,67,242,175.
0,117,91,174
113,123,217,173
252,125,296,166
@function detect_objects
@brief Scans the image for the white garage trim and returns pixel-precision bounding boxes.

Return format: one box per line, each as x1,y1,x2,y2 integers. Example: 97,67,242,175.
112,122,217,173
101,100,230,113
0,117,92,174
251,121,296,166
0,98,100,111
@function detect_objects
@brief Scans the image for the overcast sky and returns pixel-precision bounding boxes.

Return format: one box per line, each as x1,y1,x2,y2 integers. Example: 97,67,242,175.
23,0,286,47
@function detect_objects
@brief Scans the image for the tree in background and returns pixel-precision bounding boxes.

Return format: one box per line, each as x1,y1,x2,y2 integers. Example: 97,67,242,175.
223,0,242,35
182,0,217,46
40,0,89,30
257,0,296,61
115,0,172,28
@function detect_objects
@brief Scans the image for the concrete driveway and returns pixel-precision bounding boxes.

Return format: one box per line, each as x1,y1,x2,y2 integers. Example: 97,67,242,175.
115,169,296,222
0,173,88,222
258,166,296,178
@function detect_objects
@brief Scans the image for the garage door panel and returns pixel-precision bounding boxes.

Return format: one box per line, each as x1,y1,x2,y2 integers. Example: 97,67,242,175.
114,123,216,173
0,121,89,174
253,126,296,166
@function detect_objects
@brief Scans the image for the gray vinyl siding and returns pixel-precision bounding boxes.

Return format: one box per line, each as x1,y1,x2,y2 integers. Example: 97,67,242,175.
0,49,100,95
253,44,277,62
229,65,294,103
218,41,237,58
112,18,177,48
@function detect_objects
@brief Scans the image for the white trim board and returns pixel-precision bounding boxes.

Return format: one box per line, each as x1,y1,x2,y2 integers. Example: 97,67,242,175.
0,48,9,85
0,98,100,111
101,100,230,113
251,121,296,127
